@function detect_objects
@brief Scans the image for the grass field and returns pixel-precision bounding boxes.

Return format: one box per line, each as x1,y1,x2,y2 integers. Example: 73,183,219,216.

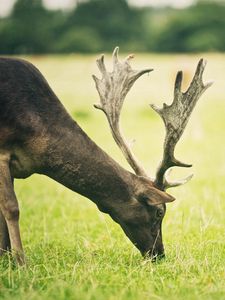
0,52,225,300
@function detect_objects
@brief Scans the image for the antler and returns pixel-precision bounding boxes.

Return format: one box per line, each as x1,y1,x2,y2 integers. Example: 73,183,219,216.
151,59,213,190
93,47,153,177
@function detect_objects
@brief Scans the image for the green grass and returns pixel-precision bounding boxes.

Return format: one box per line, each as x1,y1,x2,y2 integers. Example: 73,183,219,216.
0,53,225,300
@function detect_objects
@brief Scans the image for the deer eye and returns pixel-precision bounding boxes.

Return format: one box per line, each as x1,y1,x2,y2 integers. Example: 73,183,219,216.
156,209,164,218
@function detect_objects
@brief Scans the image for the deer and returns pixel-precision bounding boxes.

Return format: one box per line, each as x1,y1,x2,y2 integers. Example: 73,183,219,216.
0,47,212,265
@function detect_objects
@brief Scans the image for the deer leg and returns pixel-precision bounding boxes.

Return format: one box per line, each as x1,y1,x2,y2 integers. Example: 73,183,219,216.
0,158,25,265
0,209,11,255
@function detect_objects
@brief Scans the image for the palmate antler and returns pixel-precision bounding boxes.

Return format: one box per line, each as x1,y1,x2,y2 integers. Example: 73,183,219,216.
151,59,213,190
93,47,212,191
93,47,152,177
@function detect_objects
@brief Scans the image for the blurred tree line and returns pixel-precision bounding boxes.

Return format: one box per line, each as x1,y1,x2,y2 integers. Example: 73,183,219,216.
0,0,224,54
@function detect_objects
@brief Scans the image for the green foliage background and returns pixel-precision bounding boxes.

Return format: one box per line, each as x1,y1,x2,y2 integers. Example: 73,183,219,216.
0,0,225,54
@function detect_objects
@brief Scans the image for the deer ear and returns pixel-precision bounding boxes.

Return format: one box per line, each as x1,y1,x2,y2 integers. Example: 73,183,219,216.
138,186,175,205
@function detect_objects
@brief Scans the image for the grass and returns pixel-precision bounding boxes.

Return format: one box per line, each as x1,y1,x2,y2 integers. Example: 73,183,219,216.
0,53,225,300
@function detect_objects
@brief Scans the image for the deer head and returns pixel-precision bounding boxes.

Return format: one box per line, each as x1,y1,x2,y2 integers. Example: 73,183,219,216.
93,47,212,259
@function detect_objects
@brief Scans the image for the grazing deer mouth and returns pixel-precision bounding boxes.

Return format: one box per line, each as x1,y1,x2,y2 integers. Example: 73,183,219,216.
142,247,165,261
151,252,165,262
135,227,165,261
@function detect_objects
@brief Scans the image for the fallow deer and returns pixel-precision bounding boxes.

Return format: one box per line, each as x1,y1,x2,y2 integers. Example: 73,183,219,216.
0,48,212,265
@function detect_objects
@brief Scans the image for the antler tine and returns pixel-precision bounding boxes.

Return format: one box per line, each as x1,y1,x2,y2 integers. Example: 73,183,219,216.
93,47,153,177
163,169,193,189
96,54,107,75
151,59,212,190
112,46,119,67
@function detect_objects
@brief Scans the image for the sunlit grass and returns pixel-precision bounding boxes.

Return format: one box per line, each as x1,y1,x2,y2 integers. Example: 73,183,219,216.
0,53,224,300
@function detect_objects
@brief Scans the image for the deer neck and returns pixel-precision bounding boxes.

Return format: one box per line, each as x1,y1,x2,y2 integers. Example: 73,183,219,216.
42,120,134,209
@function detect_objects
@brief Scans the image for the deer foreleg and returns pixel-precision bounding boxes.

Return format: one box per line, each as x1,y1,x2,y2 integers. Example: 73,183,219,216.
0,209,11,255
0,156,25,265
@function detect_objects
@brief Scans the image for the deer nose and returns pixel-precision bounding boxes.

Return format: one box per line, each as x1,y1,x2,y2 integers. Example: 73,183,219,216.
151,251,165,262
142,246,165,261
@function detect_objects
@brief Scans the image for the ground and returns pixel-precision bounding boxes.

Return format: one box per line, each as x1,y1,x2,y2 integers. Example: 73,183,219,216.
0,53,224,300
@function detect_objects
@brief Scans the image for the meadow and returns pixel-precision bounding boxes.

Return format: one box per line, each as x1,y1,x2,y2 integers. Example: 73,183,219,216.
0,52,224,300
